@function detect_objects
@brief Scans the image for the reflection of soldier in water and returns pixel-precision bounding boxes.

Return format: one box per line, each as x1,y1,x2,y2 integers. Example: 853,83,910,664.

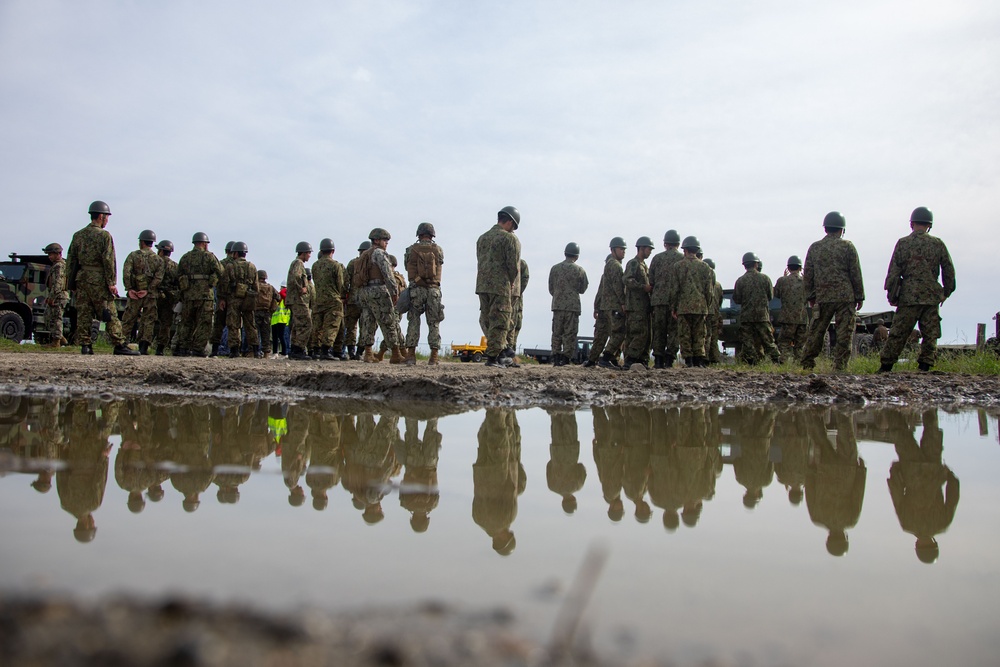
342,413,401,524
650,406,723,531
887,409,959,564
592,406,625,521
772,408,812,506
168,403,216,513
730,406,775,509
280,405,311,507
57,399,119,543
30,397,64,494
805,409,866,557
115,398,165,514
622,406,652,523
212,403,257,505
545,408,586,515
473,408,524,555
398,417,441,532
304,410,344,511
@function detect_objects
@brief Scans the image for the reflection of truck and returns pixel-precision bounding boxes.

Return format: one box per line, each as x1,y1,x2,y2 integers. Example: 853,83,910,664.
451,336,487,362
524,336,595,365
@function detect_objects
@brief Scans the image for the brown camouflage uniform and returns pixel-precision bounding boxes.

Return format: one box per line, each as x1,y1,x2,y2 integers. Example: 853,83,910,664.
311,254,346,349
219,257,259,351
667,255,715,361
623,255,651,363
286,257,312,350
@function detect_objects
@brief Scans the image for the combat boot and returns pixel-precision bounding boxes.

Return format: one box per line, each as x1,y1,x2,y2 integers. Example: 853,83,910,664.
685,357,695,368
229,348,241,358
918,362,932,372
484,356,504,368
373,344,386,362
155,344,165,356
288,345,310,360
80,345,93,355
390,345,405,364
653,355,664,369
428,349,440,366
113,344,140,356
362,346,377,363
255,346,265,359
347,345,357,360
138,341,150,355
404,347,417,365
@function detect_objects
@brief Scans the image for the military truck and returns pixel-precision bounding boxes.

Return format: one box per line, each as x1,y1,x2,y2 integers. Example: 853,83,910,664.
524,336,595,365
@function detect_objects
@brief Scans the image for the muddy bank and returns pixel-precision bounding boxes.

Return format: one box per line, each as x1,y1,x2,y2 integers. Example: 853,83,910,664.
1,352,999,409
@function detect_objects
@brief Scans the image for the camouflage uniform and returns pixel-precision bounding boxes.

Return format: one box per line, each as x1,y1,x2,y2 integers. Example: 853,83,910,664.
666,255,715,361
176,246,223,354
503,259,528,353
548,258,589,360
805,410,866,556
733,267,781,364
648,248,683,363
800,233,865,370
155,254,180,352
623,255,651,363
44,257,69,344
774,271,808,361
211,254,233,350
219,257,259,351
589,255,627,364
546,408,586,512
399,417,442,530
66,221,126,347
475,223,521,358
286,257,312,350
341,254,363,353
311,255,346,349
706,273,724,363
403,239,445,351
254,279,280,353
121,246,164,347
473,408,523,554
357,246,400,348
880,229,956,368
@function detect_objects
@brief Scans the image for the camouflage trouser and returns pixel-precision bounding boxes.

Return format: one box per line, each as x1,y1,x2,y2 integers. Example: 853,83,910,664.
73,274,124,346
505,298,523,351
589,310,626,362
359,286,398,348
289,303,313,349
478,292,511,358
210,302,226,346
313,303,344,348
705,314,722,363
624,308,651,361
802,302,855,369
739,321,781,365
881,304,942,367
651,305,678,360
343,302,362,347
178,299,214,352
677,314,707,359
226,297,258,349
405,286,443,349
550,310,580,357
254,311,272,351
155,295,178,348
44,299,67,342
122,294,158,344
776,322,807,362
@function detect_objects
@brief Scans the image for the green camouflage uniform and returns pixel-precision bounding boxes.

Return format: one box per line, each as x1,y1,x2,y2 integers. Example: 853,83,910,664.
706,275,723,363
155,255,179,350
800,233,865,370
253,280,279,351
666,255,715,359
286,257,312,350
44,258,69,342
404,239,445,350
733,268,781,364
176,247,223,353
211,255,233,348
623,255,651,363
505,259,528,351
548,258,588,359
546,408,586,509
357,247,400,348
66,221,126,346
219,257,259,350
475,223,521,358
648,248,683,362
805,410,866,555
121,246,165,346
399,417,441,528
473,408,523,554
774,271,808,361
589,255,627,363
311,255,346,348
341,255,363,350
880,229,956,367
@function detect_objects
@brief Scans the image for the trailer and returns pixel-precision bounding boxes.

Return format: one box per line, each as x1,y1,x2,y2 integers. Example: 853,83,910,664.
451,336,487,362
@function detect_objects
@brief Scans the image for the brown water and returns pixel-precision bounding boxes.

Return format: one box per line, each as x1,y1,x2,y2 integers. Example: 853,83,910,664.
1,396,998,666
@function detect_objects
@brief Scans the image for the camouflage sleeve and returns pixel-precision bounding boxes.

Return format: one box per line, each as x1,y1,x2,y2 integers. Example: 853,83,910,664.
373,249,398,298
732,275,744,305
150,255,164,291
940,241,956,299
334,262,345,296
219,263,232,296
578,266,589,294
883,240,903,293
65,237,79,288
104,233,117,286
802,248,816,301
209,253,222,287
519,258,529,293
548,265,556,297
122,252,135,291
848,243,864,301
437,244,445,265
764,275,774,302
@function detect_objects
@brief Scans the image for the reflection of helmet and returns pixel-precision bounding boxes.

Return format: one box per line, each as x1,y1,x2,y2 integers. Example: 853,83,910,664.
288,487,305,507
826,531,849,557
681,502,702,527
704,258,716,270
127,492,145,514
358,240,371,252
635,500,652,523
257,270,267,280
492,529,516,556
636,236,655,249
561,495,578,514
88,200,111,215
498,206,520,229
788,486,804,505
681,235,701,251
312,495,328,511
662,510,679,533
823,211,846,229
608,497,625,522
43,243,63,254
182,497,200,512
787,255,802,268
156,240,174,253
295,241,313,254
363,503,385,525
915,537,939,564
73,525,97,543
192,232,210,244
319,238,335,251
743,488,763,508
231,241,248,253
224,241,235,253
410,512,430,533
910,206,933,224
742,252,760,266
217,487,240,504
609,237,627,250
148,485,165,502
664,229,681,245
368,227,391,241
138,229,156,243
416,222,436,238
564,242,580,257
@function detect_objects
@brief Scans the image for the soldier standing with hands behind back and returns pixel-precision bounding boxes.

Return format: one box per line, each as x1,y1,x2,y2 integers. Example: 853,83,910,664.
476,206,521,369
43,242,69,348
121,229,164,355
547,242,589,367
404,222,445,365
286,241,314,361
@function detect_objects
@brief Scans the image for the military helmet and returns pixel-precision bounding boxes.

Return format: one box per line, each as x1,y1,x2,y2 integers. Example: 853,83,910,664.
742,251,760,265
319,238,335,252
823,211,846,229
636,236,655,249
388,254,398,267
368,227,391,241
231,241,248,253
138,229,156,243
564,242,580,257
704,258,716,269
910,206,933,224
295,241,313,254
498,205,520,229
664,229,681,245
257,270,267,280
304,267,312,279
192,232,210,244
787,255,803,268
609,236,628,250
156,240,174,253
43,242,63,254
681,235,701,251
88,200,111,215
358,240,372,252
224,241,235,254
416,222,436,238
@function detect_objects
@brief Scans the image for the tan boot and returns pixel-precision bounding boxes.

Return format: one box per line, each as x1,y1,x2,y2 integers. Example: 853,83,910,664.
374,344,387,362
428,349,439,366
404,347,416,365
362,346,377,363
390,345,405,364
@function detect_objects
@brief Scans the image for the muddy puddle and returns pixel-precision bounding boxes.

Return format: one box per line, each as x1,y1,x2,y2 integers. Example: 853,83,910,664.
2,395,999,666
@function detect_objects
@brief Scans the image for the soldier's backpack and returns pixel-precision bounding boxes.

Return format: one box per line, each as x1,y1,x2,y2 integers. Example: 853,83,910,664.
408,243,439,283
352,249,374,290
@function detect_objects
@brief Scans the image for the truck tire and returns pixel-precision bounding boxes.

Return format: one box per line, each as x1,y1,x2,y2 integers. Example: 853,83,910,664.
472,352,484,363
459,355,471,362
0,310,25,343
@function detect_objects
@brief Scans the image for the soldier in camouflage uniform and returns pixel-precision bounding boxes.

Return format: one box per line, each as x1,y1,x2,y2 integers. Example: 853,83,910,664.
253,270,280,356
373,255,407,361
623,236,654,368
589,238,628,369
703,258,724,364
503,258,528,367
666,236,715,367
65,200,137,355
648,230,683,368
800,212,865,371
547,242,589,366
355,228,403,363
121,229,165,355
403,222,445,365
218,241,259,358
583,254,610,367
399,417,442,532
43,242,69,347
285,241,313,360
176,232,223,357
210,241,235,357
733,252,781,365
879,207,956,372
475,206,521,368
338,241,370,361
473,408,523,555
773,255,808,362
311,238,346,361
153,240,179,356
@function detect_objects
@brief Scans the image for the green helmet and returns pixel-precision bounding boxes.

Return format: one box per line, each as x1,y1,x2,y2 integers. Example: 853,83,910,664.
368,227,391,241
319,238,335,252
704,258,716,269
681,235,700,251
636,236,655,249
787,255,803,268
498,206,520,229
224,241,235,253
138,229,156,243
742,251,760,265
192,232,210,244
609,236,627,250
388,254,398,267
910,206,933,224
43,242,63,254
231,241,248,253
416,222,436,238
88,200,111,215
257,270,267,280
564,242,580,257
823,211,846,229
295,241,313,254
156,240,174,253
358,240,372,252
664,229,681,245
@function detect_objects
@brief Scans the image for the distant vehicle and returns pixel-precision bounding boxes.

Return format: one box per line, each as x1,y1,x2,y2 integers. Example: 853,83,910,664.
524,336,595,365
451,336,487,363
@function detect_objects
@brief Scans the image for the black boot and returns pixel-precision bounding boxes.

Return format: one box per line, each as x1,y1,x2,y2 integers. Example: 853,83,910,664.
80,345,93,355
347,345,358,361
685,357,695,368
653,355,664,369
918,362,932,372
113,344,139,356
138,341,150,355
255,346,264,359
878,362,894,373
229,347,241,358
210,343,220,357
155,344,165,356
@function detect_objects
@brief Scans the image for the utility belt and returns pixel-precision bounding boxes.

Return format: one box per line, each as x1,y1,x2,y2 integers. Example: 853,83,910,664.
366,279,384,286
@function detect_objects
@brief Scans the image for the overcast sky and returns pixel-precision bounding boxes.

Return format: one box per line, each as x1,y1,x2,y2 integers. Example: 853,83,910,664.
2,0,997,350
